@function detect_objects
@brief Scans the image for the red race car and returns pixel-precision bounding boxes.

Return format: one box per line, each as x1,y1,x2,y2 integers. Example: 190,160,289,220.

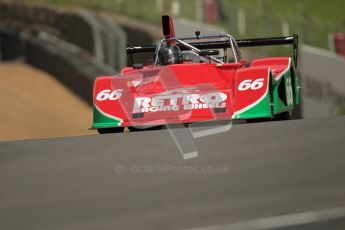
92,15,301,133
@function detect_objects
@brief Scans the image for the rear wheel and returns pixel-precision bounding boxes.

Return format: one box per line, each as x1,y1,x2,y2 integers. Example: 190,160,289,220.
97,127,124,134
246,112,292,123
246,118,272,123
274,111,292,121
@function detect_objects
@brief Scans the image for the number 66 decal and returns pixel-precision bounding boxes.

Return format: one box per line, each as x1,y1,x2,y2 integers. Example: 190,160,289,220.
238,78,265,91
96,89,123,101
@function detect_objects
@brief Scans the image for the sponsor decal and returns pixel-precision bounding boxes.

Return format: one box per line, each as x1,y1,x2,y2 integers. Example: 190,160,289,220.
133,92,227,113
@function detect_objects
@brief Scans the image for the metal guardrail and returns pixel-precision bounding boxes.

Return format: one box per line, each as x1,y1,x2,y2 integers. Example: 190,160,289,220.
76,9,127,72
100,14,127,70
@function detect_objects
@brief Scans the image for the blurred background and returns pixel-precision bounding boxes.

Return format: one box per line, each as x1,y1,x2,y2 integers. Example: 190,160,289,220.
1,0,345,140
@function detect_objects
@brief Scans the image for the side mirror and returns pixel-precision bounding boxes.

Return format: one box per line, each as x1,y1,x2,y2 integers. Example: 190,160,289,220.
199,50,219,56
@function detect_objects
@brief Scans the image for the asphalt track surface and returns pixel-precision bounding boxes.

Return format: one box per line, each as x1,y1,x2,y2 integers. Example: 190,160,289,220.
1,116,345,230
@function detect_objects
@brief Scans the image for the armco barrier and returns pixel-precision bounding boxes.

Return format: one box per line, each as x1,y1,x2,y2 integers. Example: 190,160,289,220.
0,26,113,105
301,45,345,117
0,2,94,54
26,32,114,104
0,2,160,105
0,28,25,60
0,1,160,70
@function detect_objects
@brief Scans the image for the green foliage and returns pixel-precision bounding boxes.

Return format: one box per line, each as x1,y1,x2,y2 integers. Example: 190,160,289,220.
24,0,345,50
222,0,345,49
338,105,345,116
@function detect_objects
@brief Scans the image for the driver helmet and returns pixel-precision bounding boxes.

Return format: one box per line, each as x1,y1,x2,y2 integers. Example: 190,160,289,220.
158,43,183,66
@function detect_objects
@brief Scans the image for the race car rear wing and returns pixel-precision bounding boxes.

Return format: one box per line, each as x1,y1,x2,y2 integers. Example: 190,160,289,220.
126,34,299,67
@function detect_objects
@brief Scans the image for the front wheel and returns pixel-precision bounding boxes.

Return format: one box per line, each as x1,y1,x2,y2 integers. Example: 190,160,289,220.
97,127,124,134
128,125,163,132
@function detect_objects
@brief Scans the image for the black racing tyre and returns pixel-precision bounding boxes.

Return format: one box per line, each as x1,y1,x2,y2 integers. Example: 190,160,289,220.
97,127,124,134
246,118,272,123
246,111,292,123
128,125,163,132
274,111,292,121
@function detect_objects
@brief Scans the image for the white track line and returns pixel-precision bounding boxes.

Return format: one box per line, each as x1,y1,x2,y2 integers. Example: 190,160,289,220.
186,206,345,230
